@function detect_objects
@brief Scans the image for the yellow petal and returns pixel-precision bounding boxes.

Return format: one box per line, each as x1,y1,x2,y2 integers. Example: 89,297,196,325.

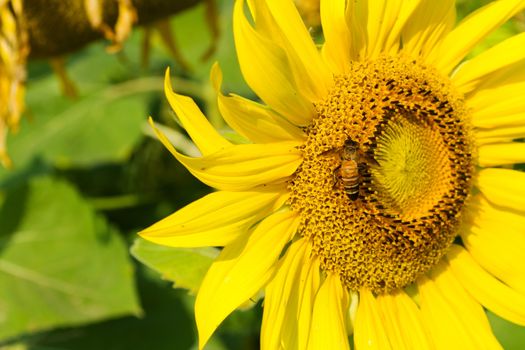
472,112,525,129
295,257,321,350
175,142,302,191
468,55,525,92
164,68,231,156
468,194,525,231
475,124,525,140
279,252,321,350
447,245,525,326
418,264,502,349
427,0,525,75
469,82,525,124
462,219,525,294
320,0,351,74
233,0,315,126
195,210,299,349
477,168,525,212
376,291,433,349
149,118,302,191
478,142,525,167
349,0,418,59
140,187,288,247
402,0,455,58
261,238,311,350
453,32,525,94
382,0,420,56
263,0,332,100
211,63,305,143
354,289,392,350
307,273,350,350
345,0,367,59
348,291,359,335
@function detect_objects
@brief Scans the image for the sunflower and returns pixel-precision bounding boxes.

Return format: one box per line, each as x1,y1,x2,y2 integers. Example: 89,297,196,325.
141,0,525,348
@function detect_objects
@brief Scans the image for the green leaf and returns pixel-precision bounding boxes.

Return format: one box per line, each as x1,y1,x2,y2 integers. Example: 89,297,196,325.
2,40,159,176
131,237,218,294
168,0,252,97
488,311,525,350
5,269,199,350
0,176,140,341
5,79,150,170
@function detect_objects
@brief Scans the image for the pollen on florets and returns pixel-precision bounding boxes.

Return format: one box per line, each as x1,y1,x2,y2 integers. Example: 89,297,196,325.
288,55,474,294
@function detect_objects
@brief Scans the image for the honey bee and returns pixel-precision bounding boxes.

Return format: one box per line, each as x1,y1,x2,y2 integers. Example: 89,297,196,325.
336,139,361,200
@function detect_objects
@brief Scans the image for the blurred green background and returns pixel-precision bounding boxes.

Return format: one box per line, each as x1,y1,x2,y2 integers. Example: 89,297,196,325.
0,0,524,349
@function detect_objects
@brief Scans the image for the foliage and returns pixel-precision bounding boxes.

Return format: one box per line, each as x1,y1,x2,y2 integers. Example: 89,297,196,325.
0,177,140,340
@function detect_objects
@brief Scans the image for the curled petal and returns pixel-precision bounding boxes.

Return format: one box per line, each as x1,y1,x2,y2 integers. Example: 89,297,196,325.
150,117,302,191
211,63,305,144
164,68,231,156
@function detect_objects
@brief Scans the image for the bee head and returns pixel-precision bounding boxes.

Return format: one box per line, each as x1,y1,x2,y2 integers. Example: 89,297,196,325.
342,138,359,159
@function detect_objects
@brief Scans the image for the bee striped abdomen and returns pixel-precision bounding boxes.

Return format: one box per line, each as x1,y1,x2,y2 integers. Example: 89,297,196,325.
340,159,360,200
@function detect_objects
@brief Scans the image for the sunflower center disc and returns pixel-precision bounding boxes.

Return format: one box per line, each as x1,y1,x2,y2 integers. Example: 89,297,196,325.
289,56,474,293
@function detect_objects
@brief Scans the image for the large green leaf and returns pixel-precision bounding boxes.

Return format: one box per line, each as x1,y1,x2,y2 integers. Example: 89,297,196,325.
0,176,140,341
6,77,151,170
131,237,218,294
5,270,200,350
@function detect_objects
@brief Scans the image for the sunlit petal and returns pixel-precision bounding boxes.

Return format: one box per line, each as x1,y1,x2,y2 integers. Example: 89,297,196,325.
233,0,315,126
453,32,525,94
477,168,525,212
419,265,502,349
263,0,332,100
402,0,455,58
140,187,288,247
427,0,525,75
462,218,525,294
307,273,350,350
376,291,433,349
320,0,351,74
447,245,525,326
261,238,311,350
195,211,299,349
211,63,305,143
477,142,525,167
354,289,392,350
348,0,418,59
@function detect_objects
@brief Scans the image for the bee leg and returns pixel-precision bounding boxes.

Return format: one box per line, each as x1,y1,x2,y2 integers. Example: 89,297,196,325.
333,166,340,189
